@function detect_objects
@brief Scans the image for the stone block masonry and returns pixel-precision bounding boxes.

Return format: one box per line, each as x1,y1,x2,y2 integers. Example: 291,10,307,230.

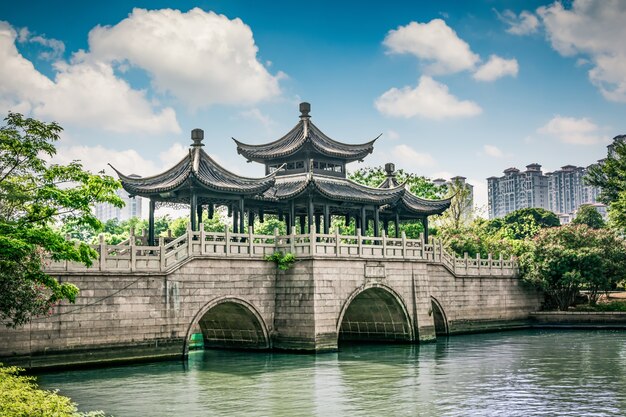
0,231,542,369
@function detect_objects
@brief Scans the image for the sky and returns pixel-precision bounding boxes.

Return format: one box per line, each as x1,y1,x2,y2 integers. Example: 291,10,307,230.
1,0,624,216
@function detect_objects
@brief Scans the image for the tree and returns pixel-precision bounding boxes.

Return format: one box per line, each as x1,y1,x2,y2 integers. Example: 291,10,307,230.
519,224,626,310
0,113,122,327
498,207,560,240
348,166,446,199
586,135,626,230
571,204,605,229
437,177,473,230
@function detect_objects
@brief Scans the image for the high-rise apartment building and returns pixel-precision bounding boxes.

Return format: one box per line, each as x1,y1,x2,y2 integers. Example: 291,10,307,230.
94,188,144,222
487,164,549,219
487,163,601,220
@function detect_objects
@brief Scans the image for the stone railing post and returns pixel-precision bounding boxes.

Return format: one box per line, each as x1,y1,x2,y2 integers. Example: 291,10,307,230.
290,229,295,254
419,232,424,259
274,228,279,255
401,231,407,259
159,237,166,271
488,253,492,275
476,253,481,275
186,223,193,258
357,228,362,257
309,224,316,256
248,226,254,257
130,236,136,272
500,253,504,273
99,234,106,271
225,228,230,256
381,230,387,258
335,227,341,256
464,252,469,273
438,239,444,263
200,223,206,255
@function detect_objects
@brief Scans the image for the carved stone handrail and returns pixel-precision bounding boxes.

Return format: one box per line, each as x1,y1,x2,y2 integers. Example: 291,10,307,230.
45,224,517,277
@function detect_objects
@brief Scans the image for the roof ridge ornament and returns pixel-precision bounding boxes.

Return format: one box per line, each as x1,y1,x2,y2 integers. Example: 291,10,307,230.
299,102,311,120
191,128,204,147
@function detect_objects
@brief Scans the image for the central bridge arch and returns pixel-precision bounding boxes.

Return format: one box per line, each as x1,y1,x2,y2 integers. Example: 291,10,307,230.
184,297,270,354
337,284,413,344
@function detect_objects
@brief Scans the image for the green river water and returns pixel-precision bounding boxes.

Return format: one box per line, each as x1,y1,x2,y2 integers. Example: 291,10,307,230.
37,329,626,416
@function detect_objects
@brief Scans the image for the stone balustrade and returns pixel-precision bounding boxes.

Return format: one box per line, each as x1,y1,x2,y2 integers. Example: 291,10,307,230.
45,225,517,277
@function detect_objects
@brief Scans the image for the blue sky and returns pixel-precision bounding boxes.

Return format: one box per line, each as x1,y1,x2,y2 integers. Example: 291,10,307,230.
1,0,624,213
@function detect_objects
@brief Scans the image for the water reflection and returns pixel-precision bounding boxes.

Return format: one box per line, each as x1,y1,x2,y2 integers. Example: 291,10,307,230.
37,330,626,417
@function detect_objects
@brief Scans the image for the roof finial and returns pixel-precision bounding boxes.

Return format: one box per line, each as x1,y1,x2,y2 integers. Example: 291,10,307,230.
191,128,204,147
299,102,311,119
384,162,395,177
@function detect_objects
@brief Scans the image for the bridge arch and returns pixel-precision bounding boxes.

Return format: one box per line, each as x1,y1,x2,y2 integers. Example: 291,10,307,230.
183,297,270,355
431,296,449,336
337,284,413,344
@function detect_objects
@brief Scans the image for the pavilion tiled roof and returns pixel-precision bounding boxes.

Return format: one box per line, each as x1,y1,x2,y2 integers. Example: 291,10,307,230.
110,147,276,198
233,113,378,163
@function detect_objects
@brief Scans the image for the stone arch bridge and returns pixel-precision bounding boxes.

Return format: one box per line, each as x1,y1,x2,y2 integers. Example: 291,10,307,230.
0,228,541,368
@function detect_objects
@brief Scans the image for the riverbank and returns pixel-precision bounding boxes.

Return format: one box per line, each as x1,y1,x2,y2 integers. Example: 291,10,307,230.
530,311,626,329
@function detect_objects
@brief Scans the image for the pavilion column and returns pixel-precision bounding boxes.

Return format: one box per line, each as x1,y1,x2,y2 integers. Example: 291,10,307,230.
374,207,380,238
394,212,400,238
286,214,291,235
233,204,239,233
190,193,198,232
196,203,203,229
259,209,264,223
383,219,389,237
423,216,429,242
248,210,254,233
148,199,155,246
315,214,321,235
239,198,245,234
345,214,350,227
323,204,330,234
361,206,367,236
308,198,314,232
208,203,214,220
299,215,306,234
290,201,296,233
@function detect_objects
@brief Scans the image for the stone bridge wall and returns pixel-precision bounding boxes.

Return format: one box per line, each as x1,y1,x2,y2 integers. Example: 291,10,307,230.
0,254,542,369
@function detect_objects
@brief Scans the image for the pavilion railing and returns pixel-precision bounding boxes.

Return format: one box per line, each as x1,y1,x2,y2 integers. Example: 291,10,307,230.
45,224,517,277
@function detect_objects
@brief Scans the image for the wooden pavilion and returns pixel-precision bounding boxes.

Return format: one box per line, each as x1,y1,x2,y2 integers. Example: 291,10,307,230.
111,103,451,245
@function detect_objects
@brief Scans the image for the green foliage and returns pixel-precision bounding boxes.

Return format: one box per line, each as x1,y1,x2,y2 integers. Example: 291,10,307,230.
519,225,626,310
265,251,296,270
254,215,286,235
0,364,105,416
571,204,605,229
0,113,123,327
437,177,473,230
498,208,560,240
586,136,626,231
348,166,446,199
572,300,626,312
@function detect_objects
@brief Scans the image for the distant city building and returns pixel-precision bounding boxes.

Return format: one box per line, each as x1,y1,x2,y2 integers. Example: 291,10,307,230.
487,163,601,221
433,176,474,207
94,186,144,222
487,164,549,219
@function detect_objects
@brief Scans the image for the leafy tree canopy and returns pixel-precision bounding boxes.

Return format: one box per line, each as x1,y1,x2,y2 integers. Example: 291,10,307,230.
0,113,122,327
571,204,605,229
586,136,626,230
348,166,446,199
519,224,626,310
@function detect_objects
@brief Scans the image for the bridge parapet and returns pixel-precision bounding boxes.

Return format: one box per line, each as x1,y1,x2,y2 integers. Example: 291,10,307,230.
45,225,517,277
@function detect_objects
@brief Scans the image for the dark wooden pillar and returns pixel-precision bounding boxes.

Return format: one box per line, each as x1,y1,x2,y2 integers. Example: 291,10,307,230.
233,207,239,233
423,216,429,242
148,199,155,246
345,214,350,227
196,203,203,228
308,198,314,232
374,208,380,238
208,203,214,220
259,209,264,223
323,204,330,234
394,212,400,238
383,219,389,237
239,198,245,234
286,214,291,235
361,206,367,236
290,201,296,232
190,193,197,232
315,214,321,235
299,215,306,234
248,210,254,233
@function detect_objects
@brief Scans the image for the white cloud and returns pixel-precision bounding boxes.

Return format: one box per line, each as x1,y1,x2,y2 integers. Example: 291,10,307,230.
239,108,275,130
158,143,188,169
375,75,482,120
383,19,480,75
483,144,504,157
473,55,518,82
16,27,65,61
538,115,609,145
496,10,540,35
537,0,626,102
88,8,282,108
0,21,180,134
386,129,399,140
52,144,160,177
391,144,436,168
